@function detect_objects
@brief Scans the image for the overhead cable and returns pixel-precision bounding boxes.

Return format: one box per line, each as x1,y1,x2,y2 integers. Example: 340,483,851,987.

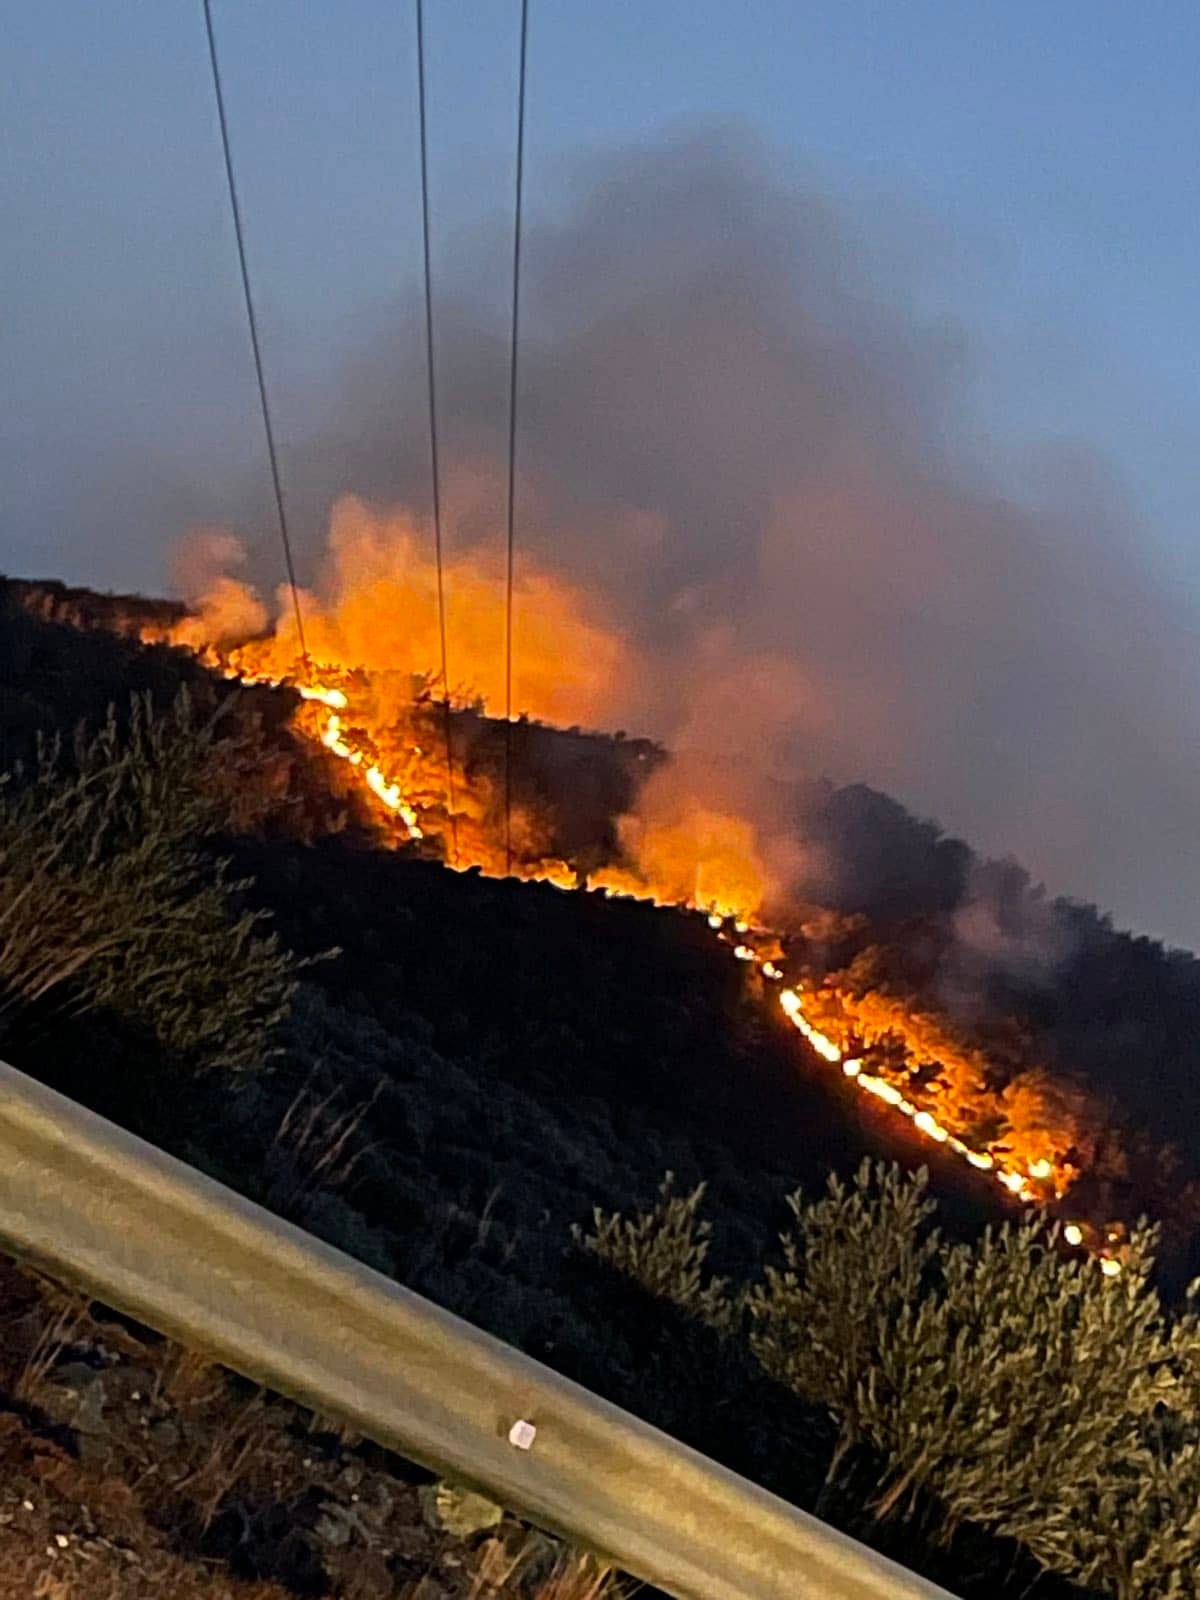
415,0,460,864
503,0,530,875
200,0,309,667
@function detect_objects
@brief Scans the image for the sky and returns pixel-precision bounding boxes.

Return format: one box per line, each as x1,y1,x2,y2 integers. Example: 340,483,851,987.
3,2,1200,945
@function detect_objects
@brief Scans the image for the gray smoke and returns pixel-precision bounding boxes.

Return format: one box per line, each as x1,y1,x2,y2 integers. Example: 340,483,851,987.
43,128,1200,946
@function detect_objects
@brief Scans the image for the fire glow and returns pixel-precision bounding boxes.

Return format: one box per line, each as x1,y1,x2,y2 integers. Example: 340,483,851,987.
161,562,1122,1278
774,982,1114,1272
258,656,1124,1274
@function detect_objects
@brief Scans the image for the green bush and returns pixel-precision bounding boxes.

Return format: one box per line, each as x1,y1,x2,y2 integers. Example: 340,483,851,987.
844,1213,1175,1568
1062,1303,1200,1600
746,1160,938,1487
582,1161,1200,1599
573,1173,734,1331
0,691,309,1069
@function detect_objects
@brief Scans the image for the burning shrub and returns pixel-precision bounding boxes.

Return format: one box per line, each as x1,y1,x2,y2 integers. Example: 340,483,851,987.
0,690,307,1069
572,1173,735,1331
796,952,1102,1181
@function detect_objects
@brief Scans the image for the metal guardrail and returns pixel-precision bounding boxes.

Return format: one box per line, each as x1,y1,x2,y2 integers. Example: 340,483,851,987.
0,1060,956,1600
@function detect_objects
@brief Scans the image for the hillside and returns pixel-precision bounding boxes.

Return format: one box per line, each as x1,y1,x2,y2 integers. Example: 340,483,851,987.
5,576,1200,1266
3,577,1200,1595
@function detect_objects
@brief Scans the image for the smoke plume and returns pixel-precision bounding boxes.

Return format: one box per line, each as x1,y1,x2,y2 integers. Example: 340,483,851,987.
170,128,1200,946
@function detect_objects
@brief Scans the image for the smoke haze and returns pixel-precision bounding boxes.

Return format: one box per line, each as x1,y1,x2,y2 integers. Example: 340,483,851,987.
49,130,1200,946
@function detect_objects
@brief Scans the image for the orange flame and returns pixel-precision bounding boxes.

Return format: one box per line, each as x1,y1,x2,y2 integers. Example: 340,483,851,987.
154,511,1123,1269
592,803,767,924
194,498,630,729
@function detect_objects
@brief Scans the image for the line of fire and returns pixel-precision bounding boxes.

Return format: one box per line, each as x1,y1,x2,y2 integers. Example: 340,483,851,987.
6,557,1132,1279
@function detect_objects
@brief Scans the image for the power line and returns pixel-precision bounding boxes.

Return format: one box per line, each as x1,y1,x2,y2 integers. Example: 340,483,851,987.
415,0,459,865
200,0,308,669
503,0,530,876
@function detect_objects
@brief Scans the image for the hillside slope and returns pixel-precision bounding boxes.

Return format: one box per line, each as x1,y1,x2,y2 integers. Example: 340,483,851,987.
0,577,1189,1595
4,576,1199,1262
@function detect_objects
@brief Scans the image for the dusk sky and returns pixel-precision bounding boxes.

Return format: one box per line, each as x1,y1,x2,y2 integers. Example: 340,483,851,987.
4,2,1200,945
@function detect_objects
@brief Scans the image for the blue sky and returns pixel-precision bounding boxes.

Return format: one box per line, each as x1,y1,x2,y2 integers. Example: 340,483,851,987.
4,2,1200,941
5,1,1199,589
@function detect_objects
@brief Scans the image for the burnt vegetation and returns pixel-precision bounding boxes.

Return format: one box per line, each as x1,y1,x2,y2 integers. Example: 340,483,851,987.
3,579,1200,1595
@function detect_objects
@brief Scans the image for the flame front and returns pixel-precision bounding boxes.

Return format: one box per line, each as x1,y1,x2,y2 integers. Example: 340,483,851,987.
155,525,1125,1277
774,982,1116,1272
204,649,1123,1271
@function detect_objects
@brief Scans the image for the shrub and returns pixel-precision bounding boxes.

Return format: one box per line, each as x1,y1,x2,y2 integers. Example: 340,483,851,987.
585,1162,1200,1598
0,691,309,1069
750,1169,1200,1594
572,1173,734,1331
850,1218,1178,1568
1059,1301,1200,1599
746,1159,938,1487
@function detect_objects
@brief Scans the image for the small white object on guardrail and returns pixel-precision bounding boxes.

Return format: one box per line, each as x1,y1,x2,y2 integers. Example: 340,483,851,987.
508,1418,537,1450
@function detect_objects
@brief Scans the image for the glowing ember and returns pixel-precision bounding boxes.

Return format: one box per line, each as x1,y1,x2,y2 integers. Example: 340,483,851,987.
306,702,424,838
860,1074,904,1107
913,1110,948,1143
298,684,348,710
767,986,1115,1264
779,990,843,1063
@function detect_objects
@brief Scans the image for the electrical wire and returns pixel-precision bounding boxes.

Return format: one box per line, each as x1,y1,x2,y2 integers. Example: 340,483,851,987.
415,0,459,864
503,0,530,875
200,0,309,668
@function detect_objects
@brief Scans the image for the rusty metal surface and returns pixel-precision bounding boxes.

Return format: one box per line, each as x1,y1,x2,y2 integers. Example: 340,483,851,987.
0,1060,956,1600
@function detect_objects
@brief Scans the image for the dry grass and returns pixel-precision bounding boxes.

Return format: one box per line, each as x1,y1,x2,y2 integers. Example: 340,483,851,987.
0,1409,287,1600
13,1290,89,1405
4,1540,285,1600
0,691,306,1069
171,1390,281,1534
0,1253,638,1600
265,1072,381,1214
153,1345,225,1411
531,1551,628,1600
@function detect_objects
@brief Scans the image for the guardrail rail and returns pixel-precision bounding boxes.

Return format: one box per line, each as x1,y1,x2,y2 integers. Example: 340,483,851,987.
0,1060,956,1600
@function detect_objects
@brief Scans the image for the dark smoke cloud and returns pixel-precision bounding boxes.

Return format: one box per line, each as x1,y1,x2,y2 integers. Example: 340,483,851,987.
177,129,1200,948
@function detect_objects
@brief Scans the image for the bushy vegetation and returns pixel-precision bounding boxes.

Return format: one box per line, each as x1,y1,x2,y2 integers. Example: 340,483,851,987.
582,1161,1200,1599
11,584,1200,1594
573,1176,734,1332
0,690,307,1069
747,1161,939,1494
